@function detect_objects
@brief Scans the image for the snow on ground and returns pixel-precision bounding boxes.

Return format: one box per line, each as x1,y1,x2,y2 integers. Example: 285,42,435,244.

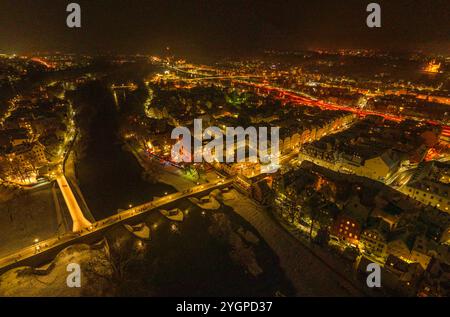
209,213,263,277
0,184,72,258
155,166,194,191
0,244,114,297
222,189,363,296
191,195,221,210
126,150,365,296
156,164,362,295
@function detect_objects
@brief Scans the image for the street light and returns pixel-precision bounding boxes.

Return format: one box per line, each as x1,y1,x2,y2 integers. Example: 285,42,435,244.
136,240,144,251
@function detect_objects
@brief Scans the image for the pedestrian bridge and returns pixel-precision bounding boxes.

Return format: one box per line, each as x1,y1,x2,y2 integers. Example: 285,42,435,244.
0,178,234,274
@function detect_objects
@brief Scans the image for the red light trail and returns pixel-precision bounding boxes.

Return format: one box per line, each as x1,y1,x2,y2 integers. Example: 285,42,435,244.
30,57,54,69
234,80,449,136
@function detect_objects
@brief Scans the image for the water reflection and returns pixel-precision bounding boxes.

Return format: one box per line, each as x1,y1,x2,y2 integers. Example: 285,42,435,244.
75,85,294,296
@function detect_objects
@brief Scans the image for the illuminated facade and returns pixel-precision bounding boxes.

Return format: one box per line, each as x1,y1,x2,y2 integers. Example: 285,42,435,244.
423,60,441,74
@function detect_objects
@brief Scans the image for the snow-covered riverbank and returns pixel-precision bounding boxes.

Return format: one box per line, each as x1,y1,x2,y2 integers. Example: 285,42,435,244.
0,243,114,296
129,145,363,296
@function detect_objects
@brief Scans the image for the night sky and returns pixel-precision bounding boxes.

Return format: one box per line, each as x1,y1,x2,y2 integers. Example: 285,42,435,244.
0,0,448,55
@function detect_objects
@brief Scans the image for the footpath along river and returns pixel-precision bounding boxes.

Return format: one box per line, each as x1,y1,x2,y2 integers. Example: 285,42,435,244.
75,82,294,296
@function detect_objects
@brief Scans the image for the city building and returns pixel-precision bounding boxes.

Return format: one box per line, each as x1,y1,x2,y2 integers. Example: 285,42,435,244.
360,217,390,260
401,162,450,214
330,195,370,247
2,141,47,184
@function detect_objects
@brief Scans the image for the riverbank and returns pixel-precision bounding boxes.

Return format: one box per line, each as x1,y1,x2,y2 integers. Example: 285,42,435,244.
127,142,364,296
2,76,296,297
0,183,72,259
221,189,363,296
124,142,194,191
0,242,114,296
65,151,96,222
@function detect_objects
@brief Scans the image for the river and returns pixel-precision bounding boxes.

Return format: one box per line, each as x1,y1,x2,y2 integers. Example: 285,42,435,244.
74,81,294,296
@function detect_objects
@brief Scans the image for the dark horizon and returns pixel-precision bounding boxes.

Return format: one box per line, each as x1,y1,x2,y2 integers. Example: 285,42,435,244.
0,0,449,57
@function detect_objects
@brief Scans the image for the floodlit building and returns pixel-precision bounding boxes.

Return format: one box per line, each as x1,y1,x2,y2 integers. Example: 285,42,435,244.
401,162,450,214
360,217,390,260
331,195,370,247
387,231,432,270
3,141,47,184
